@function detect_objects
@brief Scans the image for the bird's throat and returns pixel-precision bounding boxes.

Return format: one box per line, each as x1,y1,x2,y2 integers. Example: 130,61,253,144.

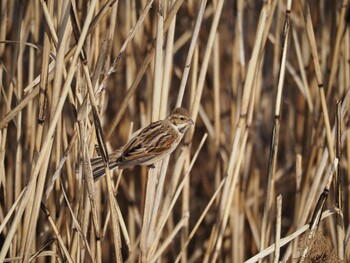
178,126,187,134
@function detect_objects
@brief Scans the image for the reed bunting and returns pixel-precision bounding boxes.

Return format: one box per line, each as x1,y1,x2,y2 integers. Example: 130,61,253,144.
91,107,194,180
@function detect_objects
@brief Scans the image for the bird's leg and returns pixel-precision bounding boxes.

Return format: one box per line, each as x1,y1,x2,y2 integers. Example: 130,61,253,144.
94,145,101,156
146,164,155,171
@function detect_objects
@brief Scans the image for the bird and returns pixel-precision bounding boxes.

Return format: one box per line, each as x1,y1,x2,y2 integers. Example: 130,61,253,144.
91,107,194,180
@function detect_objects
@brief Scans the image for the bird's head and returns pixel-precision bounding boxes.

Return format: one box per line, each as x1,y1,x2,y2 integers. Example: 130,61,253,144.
167,107,194,133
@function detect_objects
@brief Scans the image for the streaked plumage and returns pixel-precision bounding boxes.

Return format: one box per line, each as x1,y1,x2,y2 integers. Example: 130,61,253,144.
91,107,194,180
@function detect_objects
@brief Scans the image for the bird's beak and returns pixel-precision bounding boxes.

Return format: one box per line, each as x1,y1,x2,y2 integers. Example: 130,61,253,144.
189,119,194,125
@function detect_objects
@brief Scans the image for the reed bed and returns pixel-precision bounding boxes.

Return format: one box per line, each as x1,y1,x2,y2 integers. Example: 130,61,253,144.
0,0,350,262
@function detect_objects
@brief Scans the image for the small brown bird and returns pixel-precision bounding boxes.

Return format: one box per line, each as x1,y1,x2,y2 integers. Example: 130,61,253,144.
91,107,194,180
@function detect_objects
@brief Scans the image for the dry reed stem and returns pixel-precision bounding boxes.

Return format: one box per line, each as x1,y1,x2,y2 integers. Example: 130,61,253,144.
105,0,184,140
160,0,176,119
0,0,118,130
299,0,335,162
40,203,74,263
260,0,292,255
291,154,303,259
105,168,123,262
175,0,207,108
326,0,349,99
150,213,189,263
0,186,26,234
291,28,313,111
22,2,73,260
245,208,338,263
0,0,97,260
212,130,249,262
189,0,224,125
148,133,208,259
273,195,282,263
336,101,345,260
174,174,226,263
138,4,165,260
2,1,350,262
60,180,93,259
204,1,276,261
299,157,339,262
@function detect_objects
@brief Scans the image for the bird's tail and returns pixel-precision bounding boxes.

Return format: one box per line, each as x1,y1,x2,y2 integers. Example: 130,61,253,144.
91,151,121,181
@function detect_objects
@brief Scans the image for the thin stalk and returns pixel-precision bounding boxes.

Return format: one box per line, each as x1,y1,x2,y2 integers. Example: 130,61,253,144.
259,0,292,255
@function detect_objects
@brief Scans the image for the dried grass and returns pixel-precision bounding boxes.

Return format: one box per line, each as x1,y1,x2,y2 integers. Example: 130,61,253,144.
295,230,342,263
0,0,350,262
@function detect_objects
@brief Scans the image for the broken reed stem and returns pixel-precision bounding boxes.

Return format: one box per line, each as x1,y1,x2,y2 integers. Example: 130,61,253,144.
336,101,345,260
291,154,302,260
299,157,339,263
273,195,282,263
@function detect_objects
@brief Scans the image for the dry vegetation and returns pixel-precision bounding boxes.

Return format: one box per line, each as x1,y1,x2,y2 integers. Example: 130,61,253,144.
1,0,350,262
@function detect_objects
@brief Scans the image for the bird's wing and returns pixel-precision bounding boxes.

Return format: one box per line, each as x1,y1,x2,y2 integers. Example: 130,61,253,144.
116,129,177,168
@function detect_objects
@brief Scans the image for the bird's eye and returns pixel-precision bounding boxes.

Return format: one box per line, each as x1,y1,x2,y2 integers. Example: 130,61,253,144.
180,117,185,121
